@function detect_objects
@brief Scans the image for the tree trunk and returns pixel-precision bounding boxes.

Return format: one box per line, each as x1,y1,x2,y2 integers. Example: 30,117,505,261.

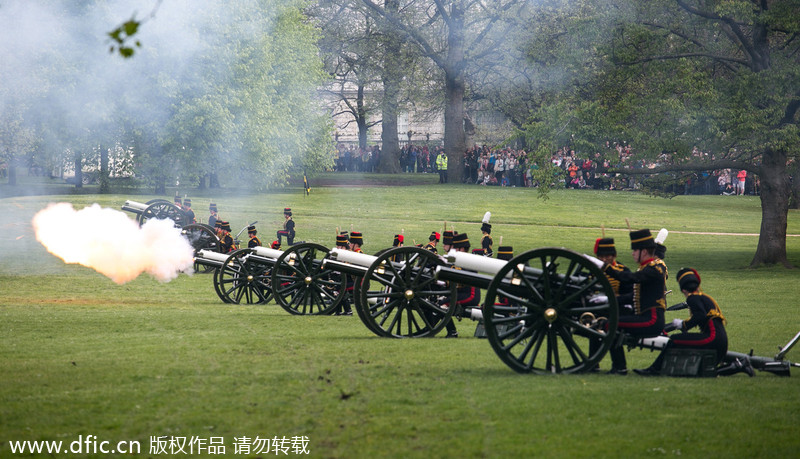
8,161,16,186
99,145,110,193
789,164,799,210
74,152,83,189
751,148,791,267
443,4,466,183
198,174,206,190
377,0,402,174
356,84,369,151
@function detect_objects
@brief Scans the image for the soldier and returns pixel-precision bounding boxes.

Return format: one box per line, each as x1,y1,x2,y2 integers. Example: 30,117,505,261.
219,221,235,253
270,240,281,250
635,268,752,377
208,203,219,228
496,245,513,261
333,233,354,316
603,229,668,375
423,232,440,254
182,198,196,224
349,231,364,253
480,222,493,257
276,207,295,246
247,225,261,248
392,234,404,248
441,232,482,338
441,230,455,254
588,237,632,371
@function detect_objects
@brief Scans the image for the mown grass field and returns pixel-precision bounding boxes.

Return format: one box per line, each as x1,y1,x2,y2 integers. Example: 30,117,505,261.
2,174,800,458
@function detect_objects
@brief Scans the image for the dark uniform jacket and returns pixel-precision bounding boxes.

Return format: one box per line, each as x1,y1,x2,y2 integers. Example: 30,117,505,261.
608,258,667,314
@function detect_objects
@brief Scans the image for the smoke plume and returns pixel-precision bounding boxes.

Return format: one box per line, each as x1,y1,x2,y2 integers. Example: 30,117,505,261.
32,203,194,284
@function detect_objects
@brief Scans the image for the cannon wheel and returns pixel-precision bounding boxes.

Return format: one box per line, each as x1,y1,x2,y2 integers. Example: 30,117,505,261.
181,223,220,274
138,201,187,227
483,247,619,374
212,248,274,304
356,246,456,338
271,243,345,315
145,198,172,205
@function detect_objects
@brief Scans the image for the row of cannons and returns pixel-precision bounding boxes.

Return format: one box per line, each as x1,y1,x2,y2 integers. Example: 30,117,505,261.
193,240,799,377
121,199,798,376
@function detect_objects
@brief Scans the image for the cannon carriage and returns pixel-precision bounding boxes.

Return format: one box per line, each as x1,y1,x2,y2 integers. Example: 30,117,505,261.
122,199,191,228
194,242,347,315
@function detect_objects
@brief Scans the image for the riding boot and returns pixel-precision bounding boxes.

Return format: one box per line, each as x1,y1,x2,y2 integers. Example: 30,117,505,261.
716,357,755,377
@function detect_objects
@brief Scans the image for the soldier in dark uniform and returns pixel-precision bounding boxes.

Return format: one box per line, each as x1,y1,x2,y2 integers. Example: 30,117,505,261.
219,221,235,253
392,234,404,247
349,231,364,253
333,233,354,316
247,225,261,248
208,203,218,228
480,222,493,257
276,207,295,246
635,268,752,377
423,232,440,254
440,232,482,338
588,237,632,371
603,229,668,375
182,198,196,224
441,230,455,255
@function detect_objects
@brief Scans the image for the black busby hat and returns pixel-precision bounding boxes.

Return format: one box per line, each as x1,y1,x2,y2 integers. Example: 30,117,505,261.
284,207,292,216
430,231,441,242
442,231,454,246
655,243,667,260
630,229,656,250
336,234,349,247
247,225,257,234
481,222,492,234
677,268,700,291
220,221,231,232
497,246,513,261
472,248,485,256
271,240,281,250
594,238,616,257
183,198,192,207
350,231,363,246
453,232,470,250
209,202,217,212
393,234,404,246
174,195,182,204
214,220,222,228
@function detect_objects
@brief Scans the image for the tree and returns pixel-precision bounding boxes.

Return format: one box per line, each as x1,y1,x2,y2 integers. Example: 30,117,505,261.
360,0,528,182
525,0,800,267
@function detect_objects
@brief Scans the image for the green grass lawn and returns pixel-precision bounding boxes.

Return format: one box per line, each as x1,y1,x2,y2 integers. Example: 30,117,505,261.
1,177,799,458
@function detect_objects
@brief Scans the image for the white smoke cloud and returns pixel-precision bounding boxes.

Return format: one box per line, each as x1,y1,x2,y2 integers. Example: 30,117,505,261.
32,202,194,284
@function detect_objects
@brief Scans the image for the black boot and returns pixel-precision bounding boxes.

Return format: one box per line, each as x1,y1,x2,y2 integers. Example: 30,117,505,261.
717,357,755,377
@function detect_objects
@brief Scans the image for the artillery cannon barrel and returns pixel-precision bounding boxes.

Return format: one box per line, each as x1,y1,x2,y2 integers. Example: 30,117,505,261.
445,250,508,275
252,246,284,260
121,200,149,214
194,249,230,268
435,266,494,290
328,248,380,267
446,249,594,288
321,258,369,277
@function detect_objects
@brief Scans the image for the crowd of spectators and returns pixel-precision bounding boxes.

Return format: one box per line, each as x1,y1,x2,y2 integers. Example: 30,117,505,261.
334,142,757,195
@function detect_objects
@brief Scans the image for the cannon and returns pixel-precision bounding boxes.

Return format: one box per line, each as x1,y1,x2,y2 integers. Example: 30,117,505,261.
194,242,347,315
436,247,619,374
121,199,190,227
323,246,456,338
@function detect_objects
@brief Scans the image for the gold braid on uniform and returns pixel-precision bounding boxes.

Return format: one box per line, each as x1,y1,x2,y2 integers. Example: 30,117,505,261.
604,262,626,295
633,258,668,314
691,291,727,325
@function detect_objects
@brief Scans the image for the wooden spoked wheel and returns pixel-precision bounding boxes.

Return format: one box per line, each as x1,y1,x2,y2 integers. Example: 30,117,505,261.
271,243,345,315
356,246,456,338
213,248,273,304
483,247,618,374
181,223,220,274
138,201,188,228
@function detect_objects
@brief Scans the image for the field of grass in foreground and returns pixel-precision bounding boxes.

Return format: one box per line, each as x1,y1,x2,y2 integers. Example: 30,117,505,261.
1,182,799,458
